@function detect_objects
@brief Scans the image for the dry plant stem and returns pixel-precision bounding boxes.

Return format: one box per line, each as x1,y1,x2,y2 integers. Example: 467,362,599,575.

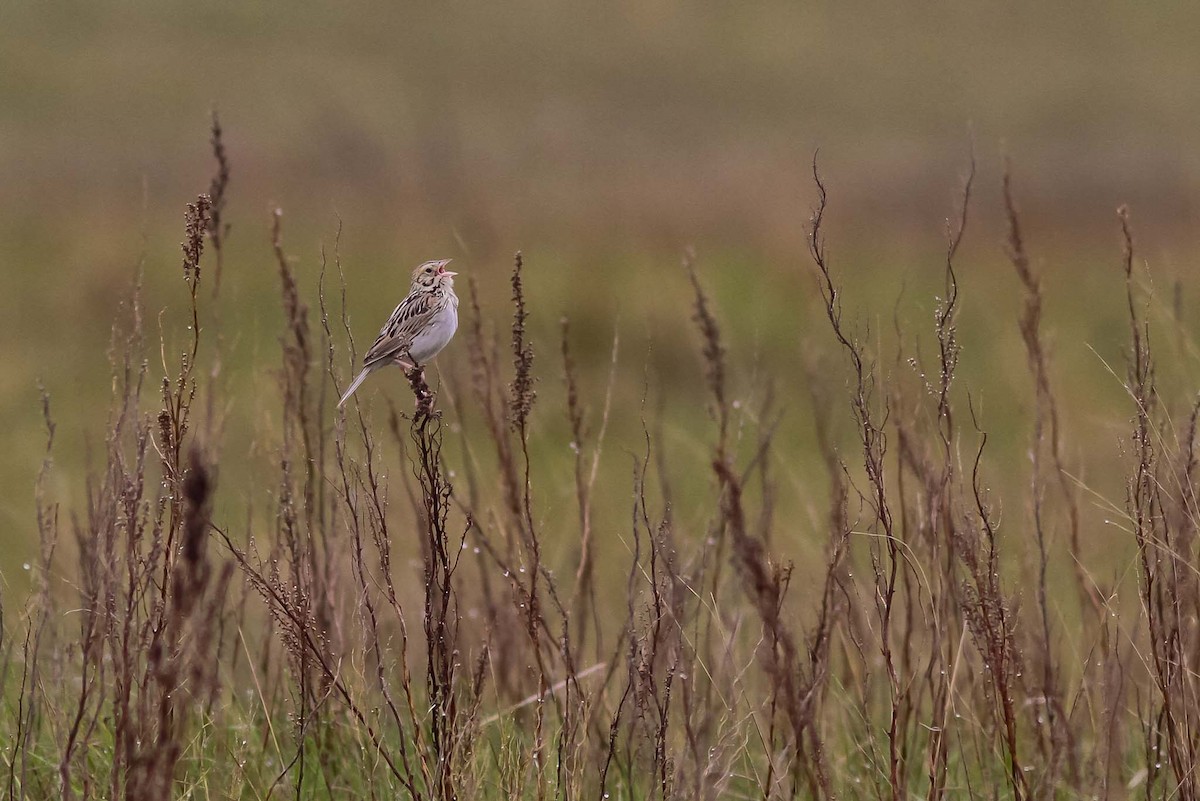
207,109,231,296
108,283,156,800
276,210,341,685
907,158,974,801
57,184,233,801
391,317,470,798
405,364,436,418
626,421,683,801
459,276,529,702
808,157,901,800
1002,163,1082,794
507,252,557,800
964,416,1030,801
926,157,972,801
201,129,235,686
449,253,571,797
216,524,413,783
683,248,738,767
9,389,59,800
1003,168,1096,623
159,192,211,601
1120,206,1199,800
689,259,832,798
102,190,229,800
561,319,593,633
465,274,525,583
940,157,1030,801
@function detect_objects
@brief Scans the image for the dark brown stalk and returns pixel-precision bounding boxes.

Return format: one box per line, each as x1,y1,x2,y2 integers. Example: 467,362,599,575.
689,259,831,798
807,155,900,799
961,411,1029,801
207,109,231,296
1120,206,1198,801
1002,163,1085,796
507,252,557,800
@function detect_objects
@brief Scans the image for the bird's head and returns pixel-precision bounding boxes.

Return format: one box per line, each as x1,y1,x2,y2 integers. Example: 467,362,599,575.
411,259,456,289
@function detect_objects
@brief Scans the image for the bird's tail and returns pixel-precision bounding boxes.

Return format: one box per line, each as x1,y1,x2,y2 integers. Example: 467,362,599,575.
337,367,372,409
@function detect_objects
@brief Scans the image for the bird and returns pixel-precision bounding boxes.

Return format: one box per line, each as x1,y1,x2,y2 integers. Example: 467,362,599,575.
338,258,459,409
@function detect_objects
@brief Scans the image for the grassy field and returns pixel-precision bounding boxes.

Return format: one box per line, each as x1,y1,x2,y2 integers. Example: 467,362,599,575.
3,130,1200,798
5,4,1200,799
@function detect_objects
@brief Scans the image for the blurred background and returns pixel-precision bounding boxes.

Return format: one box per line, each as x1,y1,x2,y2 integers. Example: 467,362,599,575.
3,1,1200,591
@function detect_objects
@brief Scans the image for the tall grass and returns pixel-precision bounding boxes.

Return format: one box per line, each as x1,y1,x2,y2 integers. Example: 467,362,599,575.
3,124,1200,801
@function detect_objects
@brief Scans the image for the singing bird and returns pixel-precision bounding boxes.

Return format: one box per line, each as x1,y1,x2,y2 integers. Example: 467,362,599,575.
338,259,459,408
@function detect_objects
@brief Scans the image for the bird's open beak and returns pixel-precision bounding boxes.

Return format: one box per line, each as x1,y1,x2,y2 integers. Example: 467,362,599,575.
437,259,456,277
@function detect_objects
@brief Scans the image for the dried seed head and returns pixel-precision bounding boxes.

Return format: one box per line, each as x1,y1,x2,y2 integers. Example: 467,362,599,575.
181,194,213,284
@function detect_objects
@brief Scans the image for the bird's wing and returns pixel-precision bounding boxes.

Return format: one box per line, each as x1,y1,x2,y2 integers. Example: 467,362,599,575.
362,291,441,367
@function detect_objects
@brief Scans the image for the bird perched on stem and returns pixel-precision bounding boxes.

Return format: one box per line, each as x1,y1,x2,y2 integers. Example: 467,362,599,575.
338,259,459,409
